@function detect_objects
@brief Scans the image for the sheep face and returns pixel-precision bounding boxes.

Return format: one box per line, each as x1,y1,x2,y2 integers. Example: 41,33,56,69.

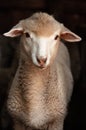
3,12,81,68
21,31,60,68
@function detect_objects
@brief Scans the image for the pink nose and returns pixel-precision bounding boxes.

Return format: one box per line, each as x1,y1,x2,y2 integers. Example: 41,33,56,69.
37,57,47,66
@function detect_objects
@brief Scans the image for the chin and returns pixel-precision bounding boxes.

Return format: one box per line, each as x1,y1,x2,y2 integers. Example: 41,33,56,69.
39,64,50,70
34,64,48,70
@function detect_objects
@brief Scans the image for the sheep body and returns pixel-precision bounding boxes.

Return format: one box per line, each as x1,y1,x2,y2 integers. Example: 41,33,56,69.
7,42,72,130
4,12,81,130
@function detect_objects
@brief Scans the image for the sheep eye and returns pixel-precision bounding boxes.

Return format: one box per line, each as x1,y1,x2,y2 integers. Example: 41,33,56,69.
25,32,30,38
54,35,59,40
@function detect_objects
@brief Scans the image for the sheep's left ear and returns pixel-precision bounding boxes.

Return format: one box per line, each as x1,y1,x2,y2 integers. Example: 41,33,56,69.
3,20,24,37
60,25,81,42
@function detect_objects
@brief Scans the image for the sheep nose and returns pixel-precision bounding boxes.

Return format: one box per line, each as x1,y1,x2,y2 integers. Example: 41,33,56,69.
37,57,47,66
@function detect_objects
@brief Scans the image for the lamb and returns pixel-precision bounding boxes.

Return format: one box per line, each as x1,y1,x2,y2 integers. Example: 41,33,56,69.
4,12,81,130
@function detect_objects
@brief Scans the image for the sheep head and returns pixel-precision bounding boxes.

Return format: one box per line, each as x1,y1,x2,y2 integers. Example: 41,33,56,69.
4,12,81,69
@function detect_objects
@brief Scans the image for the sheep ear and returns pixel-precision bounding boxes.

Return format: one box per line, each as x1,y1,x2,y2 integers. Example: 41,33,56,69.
60,25,81,42
3,21,24,37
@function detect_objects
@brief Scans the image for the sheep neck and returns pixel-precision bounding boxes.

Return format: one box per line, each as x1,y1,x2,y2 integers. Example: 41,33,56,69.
18,56,57,100
19,57,54,81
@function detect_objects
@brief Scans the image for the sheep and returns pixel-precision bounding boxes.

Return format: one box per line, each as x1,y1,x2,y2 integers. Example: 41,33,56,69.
4,12,81,130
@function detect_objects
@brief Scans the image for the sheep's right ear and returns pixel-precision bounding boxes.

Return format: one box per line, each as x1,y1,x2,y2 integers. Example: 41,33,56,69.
3,21,24,37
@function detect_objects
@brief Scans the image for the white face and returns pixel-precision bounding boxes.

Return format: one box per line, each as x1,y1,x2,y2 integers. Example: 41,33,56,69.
22,31,60,69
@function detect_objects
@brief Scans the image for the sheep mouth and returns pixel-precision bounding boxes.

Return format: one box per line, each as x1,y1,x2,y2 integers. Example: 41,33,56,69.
36,64,47,70
39,65,46,69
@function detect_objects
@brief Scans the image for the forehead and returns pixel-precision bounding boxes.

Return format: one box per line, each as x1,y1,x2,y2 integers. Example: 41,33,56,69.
24,13,61,37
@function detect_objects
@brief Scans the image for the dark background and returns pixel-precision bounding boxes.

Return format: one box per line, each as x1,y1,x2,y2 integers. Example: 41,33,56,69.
0,0,86,130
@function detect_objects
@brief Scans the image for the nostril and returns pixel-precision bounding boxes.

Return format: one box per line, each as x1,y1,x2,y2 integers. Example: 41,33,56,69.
37,57,40,63
43,58,47,63
37,57,47,65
